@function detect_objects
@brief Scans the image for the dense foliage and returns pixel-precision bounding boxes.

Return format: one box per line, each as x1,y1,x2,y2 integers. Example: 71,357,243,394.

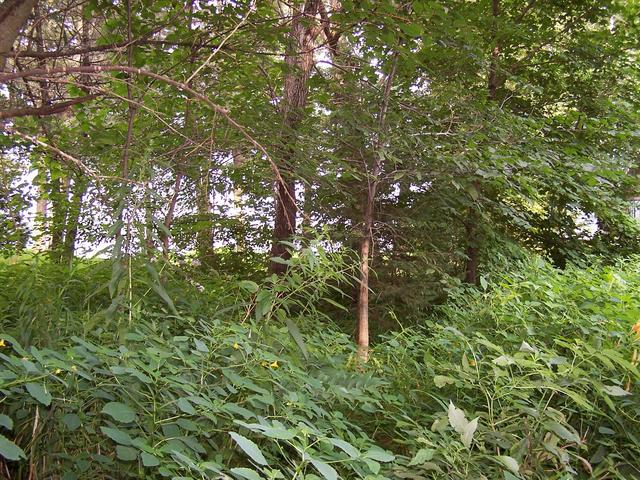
2,0,640,478
1,255,640,479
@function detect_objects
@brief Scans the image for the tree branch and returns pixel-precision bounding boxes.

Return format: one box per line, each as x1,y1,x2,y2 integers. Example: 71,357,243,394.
0,93,98,119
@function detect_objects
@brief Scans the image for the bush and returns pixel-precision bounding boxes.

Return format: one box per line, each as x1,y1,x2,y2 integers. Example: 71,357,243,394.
1,254,640,479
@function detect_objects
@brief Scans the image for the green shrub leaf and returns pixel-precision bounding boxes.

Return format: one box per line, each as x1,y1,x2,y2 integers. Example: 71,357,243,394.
0,434,26,461
101,402,136,423
229,432,268,466
25,382,52,406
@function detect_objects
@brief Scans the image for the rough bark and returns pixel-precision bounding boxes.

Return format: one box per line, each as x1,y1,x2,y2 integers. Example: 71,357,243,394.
269,0,322,275
0,0,37,71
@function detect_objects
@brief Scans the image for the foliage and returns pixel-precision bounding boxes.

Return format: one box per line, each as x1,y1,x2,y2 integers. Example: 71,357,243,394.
2,254,640,478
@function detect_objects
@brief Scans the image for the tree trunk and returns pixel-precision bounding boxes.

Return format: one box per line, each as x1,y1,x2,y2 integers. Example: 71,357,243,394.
0,0,37,71
355,53,397,362
161,171,183,256
463,0,500,284
195,167,215,265
62,176,86,261
269,0,322,275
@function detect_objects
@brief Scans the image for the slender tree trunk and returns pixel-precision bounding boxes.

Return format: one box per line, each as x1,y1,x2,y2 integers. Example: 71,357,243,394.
62,176,86,261
232,149,247,251
195,166,215,265
356,53,397,362
0,0,37,71
463,0,500,284
115,0,136,250
161,171,183,256
269,0,322,275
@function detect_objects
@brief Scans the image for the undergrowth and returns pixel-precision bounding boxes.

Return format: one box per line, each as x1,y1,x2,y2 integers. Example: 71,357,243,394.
1,253,640,479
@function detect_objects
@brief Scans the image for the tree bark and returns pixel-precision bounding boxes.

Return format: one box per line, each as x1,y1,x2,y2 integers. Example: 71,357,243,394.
463,0,500,284
269,0,322,275
0,0,37,71
62,176,86,261
356,53,397,362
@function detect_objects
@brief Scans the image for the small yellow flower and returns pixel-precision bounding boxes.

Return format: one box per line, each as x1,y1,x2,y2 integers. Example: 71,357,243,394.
469,359,477,367
270,360,279,369
71,365,78,372
261,360,269,367
232,342,240,350
632,321,640,338
0,339,6,347
54,368,62,375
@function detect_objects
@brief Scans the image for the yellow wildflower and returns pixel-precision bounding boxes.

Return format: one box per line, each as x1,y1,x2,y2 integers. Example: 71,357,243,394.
54,368,62,375
260,360,269,367
270,360,279,369
0,339,5,347
232,342,240,350
71,365,78,372
469,359,477,367
632,321,640,338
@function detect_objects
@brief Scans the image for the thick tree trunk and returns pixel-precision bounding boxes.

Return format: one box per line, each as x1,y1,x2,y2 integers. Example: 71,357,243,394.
0,0,37,71
269,0,322,275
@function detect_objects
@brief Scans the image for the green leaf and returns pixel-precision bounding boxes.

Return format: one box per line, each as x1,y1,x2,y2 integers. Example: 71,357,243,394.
194,339,209,353
230,467,262,480
239,280,259,293
602,385,631,396
229,432,268,466
364,458,380,474
62,413,81,431
0,415,13,430
25,382,52,406
101,402,136,423
328,438,359,458
309,457,338,480
100,426,132,445
116,445,138,461
177,398,197,415
0,434,26,461
141,452,160,467
544,421,580,444
400,23,423,37
409,448,435,466
496,456,520,474
364,448,395,462
434,375,455,388
285,318,309,360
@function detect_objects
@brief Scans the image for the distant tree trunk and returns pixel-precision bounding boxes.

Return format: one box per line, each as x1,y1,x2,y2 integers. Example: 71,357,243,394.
232,149,246,251
161,2,194,258
195,167,215,265
463,0,500,284
269,0,322,275
0,0,37,71
162,170,183,256
356,53,397,362
61,12,92,262
62,176,86,261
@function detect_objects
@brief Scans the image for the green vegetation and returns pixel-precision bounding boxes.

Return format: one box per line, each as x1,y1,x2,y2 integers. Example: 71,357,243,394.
2,0,640,478
1,254,640,479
